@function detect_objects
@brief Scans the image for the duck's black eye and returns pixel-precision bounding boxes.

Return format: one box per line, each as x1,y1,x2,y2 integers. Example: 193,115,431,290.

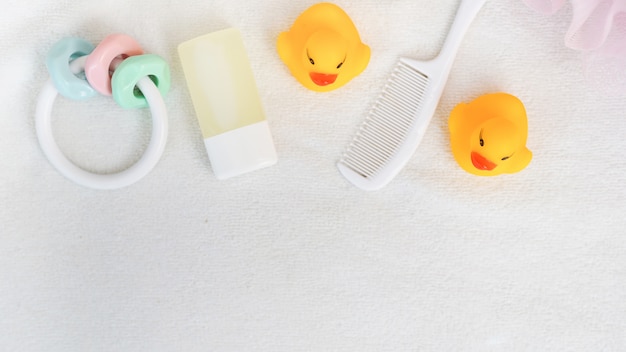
501,156,510,161
306,50,315,65
479,130,484,147
336,62,343,69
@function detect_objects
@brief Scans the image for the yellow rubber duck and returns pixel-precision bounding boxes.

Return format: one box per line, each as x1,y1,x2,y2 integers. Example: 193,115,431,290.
449,93,532,176
277,2,370,92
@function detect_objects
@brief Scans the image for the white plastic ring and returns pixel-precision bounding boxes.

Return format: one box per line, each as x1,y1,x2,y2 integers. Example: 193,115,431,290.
36,55,168,190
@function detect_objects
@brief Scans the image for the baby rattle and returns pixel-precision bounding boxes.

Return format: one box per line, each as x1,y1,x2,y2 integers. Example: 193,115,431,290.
36,34,170,189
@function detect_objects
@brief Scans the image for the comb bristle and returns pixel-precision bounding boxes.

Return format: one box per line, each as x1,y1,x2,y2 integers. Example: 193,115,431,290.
339,61,429,178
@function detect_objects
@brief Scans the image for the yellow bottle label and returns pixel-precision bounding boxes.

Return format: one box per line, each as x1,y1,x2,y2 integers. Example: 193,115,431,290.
178,28,265,138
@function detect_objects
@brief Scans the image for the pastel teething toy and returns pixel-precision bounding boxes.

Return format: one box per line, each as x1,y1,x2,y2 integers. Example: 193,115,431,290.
448,93,532,176
277,2,370,92
112,54,171,109
45,38,97,100
85,34,144,96
36,35,170,189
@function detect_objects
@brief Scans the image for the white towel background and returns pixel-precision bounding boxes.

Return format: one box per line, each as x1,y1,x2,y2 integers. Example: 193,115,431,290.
1,0,625,350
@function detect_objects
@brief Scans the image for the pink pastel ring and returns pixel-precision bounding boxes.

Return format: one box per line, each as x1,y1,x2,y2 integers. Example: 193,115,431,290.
85,33,144,96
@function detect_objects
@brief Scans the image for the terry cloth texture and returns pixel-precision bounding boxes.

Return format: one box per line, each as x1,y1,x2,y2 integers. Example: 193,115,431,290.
1,0,625,351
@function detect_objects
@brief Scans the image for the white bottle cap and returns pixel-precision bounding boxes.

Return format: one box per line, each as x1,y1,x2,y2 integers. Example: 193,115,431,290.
203,121,277,179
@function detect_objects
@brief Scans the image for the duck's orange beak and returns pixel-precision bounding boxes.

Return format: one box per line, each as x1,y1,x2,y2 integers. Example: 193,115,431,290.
471,152,497,171
310,72,338,86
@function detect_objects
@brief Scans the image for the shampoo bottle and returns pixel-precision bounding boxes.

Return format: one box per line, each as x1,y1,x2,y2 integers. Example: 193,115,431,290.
178,28,277,179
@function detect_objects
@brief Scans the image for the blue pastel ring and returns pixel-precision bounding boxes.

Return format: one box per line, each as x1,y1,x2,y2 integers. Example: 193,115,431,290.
46,37,97,100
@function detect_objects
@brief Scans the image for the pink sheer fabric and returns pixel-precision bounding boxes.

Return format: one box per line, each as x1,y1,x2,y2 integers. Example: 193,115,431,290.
522,0,626,94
